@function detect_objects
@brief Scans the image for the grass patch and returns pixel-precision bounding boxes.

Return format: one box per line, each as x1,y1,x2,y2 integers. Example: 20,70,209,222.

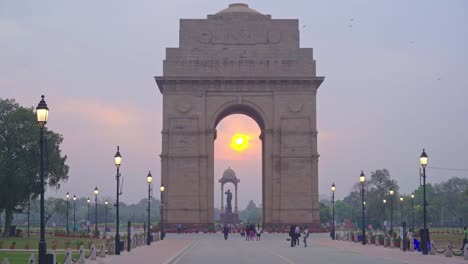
0,236,105,250
0,251,80,264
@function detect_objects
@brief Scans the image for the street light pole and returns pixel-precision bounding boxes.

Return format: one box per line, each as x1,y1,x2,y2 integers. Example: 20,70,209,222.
73,195,77,234
411,193,415,231
104,200,108,237
400,195,404,224
36,95,49,264
390,189,394,235
160,185,165,240
383,199,387,231
147,171,153,245
114,146,122,255
66,193,70,235
420,149,429,255
331,183,336,240
87,198,90,233
94,187,99,237
360,171,366,245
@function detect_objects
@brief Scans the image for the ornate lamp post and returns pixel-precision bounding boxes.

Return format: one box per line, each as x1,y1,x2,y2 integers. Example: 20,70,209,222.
411,192,415,231
114,146,122,255
160,185,165,240
73,195,77,234
94,187,99,237
383,199,387,230
87,198,91,233
331,182,336,240
360,171,366,245
66,193,70,234
147,171,153,245
420,149,429,255
36,95,49,264
104,200,109,236
389,189,394,234
400,195,404,224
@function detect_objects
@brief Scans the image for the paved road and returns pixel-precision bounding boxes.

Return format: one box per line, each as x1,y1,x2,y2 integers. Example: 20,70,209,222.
174,233,399,264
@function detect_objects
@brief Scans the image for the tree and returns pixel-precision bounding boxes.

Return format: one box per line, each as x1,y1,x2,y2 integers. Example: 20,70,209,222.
239,200,262,224
0,98,69,236
320,202,331,226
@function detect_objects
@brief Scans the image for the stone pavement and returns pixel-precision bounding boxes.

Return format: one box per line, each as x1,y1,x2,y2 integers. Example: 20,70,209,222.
314,235,466,264
90,233,465,264
101,238,193,264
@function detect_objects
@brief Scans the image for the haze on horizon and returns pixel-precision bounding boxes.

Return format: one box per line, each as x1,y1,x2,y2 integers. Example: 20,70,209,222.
1,0,467,209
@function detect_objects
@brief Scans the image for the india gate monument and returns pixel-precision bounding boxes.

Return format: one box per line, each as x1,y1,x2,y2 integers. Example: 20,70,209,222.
155,3,324,229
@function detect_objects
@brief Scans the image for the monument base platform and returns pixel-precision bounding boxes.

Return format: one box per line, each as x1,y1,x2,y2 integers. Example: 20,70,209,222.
221,213,239,225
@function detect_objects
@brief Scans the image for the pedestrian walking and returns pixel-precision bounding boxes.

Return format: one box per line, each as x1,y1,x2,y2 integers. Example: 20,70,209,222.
302,227,309,247
295,225,301,246
461,226,467,250
223,225,229,240
245,224,250,241
289,225,296,247
256,225,262,241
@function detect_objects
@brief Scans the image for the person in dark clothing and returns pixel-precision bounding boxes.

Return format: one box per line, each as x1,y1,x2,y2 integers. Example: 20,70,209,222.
223,225,230,240
289,225,296,247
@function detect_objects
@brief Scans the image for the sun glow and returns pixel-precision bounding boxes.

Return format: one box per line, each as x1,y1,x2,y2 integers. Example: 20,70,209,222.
231,133,250,151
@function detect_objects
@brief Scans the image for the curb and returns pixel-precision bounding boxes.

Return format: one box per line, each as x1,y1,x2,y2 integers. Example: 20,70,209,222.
163,240,199,264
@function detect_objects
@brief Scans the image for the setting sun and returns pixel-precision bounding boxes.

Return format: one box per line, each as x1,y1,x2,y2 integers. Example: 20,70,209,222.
231,134,250,152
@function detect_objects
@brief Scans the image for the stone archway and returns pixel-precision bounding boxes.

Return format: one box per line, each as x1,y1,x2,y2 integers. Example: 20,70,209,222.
155,3,324,229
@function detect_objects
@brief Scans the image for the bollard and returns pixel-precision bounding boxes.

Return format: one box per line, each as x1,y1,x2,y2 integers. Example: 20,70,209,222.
1,258,10,264
99,243,106,258
90,244,97,260
28,254,35,264
77,245,85,264
64,249,72,264
429,241,436,255
445,243,453,258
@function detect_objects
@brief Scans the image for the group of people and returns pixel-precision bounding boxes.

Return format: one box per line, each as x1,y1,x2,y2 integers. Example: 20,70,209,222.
222,224,263,240
289,225,309,247
241,224,262,241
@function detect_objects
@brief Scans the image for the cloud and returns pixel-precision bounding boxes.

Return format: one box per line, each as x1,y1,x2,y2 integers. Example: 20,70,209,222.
0,20,30,39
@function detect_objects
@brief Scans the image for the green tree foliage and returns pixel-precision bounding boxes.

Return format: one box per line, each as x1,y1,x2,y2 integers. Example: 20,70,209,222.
0,98,69,236
320,202,331,225
239,200,262,224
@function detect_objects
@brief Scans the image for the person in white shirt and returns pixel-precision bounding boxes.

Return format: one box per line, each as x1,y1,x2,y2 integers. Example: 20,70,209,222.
256,225,262,241
295,226,301,246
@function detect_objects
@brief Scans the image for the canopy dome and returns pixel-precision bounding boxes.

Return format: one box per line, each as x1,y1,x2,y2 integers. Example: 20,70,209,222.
216,3,262,15
219,167,240,183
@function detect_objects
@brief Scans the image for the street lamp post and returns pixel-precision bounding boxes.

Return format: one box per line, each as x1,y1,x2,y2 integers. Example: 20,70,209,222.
160,185,165,240
94,187,99,237
420,149,429,255
114,146,122,255
147,171,153,245
331,183,336,240
104,200,108,237
411,193,415,231
36,95,49,264
360,171,366,245
73,195,77,234
400,195,404,224
66,193,70,234
389,189,394,235
87,198,90,233
383,199,387,230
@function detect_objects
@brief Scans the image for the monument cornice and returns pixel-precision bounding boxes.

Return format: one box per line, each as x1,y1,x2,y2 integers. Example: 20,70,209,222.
155,76,324,93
